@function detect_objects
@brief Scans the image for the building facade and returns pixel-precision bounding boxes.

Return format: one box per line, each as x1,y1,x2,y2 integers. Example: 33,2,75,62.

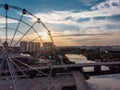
20,41,40,53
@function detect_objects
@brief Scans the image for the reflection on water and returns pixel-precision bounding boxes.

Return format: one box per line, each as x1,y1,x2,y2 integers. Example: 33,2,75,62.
88,74,120,90
66,54,120,90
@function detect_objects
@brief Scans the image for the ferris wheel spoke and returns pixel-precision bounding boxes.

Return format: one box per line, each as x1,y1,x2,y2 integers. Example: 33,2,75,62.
10,60,36,86
0,60,5,77
4,4,9,42
6,56,25,90
0,14,43,44
13,58,49,76
10,9,27,46
30,36,40,42
15,17,43,43
14,21,37,46
1,27,32,42
10,15,23,46
31,27,43,43
7,59,18,90
8,28,31,41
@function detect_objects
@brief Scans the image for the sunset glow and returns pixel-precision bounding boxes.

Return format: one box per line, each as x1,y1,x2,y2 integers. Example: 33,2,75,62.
0,0,119,46
39,31,49,40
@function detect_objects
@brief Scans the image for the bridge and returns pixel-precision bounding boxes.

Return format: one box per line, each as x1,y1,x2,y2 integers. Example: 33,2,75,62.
1,61,120,90
28,61,120,90
31,61,120,75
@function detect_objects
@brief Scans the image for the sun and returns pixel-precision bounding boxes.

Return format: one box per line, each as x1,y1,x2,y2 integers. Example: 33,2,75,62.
39,31,49,39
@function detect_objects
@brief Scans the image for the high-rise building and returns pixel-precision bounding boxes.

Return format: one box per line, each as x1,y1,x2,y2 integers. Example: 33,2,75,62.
43,42,54,49
43,42,54,55
20,41,27,52
20,41,40,53
28,42,34,52
34,42,40,52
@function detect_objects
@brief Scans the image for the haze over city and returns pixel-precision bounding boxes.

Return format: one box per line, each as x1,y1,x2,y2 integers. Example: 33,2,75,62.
0,0,120,46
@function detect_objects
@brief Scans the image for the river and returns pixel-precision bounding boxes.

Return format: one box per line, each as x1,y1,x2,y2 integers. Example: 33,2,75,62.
66,54,120,90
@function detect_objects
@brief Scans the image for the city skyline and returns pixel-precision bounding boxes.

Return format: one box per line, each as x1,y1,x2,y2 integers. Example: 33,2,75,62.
0,0,120,46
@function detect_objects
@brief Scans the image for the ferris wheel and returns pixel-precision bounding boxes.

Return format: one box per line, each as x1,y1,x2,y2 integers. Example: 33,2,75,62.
0,4,55,90
0,4,54,50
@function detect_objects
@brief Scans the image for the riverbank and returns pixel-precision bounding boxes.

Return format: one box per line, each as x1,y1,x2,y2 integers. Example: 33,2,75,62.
65,54,95,63
81,50,120,62
57,48,120,62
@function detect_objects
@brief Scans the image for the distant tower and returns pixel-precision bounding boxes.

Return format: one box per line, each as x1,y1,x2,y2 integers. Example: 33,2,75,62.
3,41,8,53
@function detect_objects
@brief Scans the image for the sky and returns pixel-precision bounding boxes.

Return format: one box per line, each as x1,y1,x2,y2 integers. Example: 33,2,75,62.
0,0,120,46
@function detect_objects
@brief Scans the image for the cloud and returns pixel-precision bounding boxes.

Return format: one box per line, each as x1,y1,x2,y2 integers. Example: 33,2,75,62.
91,0,120,10
0,25,4,28
24,0,120,46
53,33,112,37
30,0,120,37
32,11,120,36
33,0,120,25
78,0,98,6
52,30,120,46
0,16,18,24
74,31,120,46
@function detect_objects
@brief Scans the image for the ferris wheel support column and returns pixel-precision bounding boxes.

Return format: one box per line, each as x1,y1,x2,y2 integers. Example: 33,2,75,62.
4,4,9,42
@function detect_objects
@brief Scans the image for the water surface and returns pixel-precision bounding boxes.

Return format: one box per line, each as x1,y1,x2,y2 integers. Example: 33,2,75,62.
66,54,120,90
